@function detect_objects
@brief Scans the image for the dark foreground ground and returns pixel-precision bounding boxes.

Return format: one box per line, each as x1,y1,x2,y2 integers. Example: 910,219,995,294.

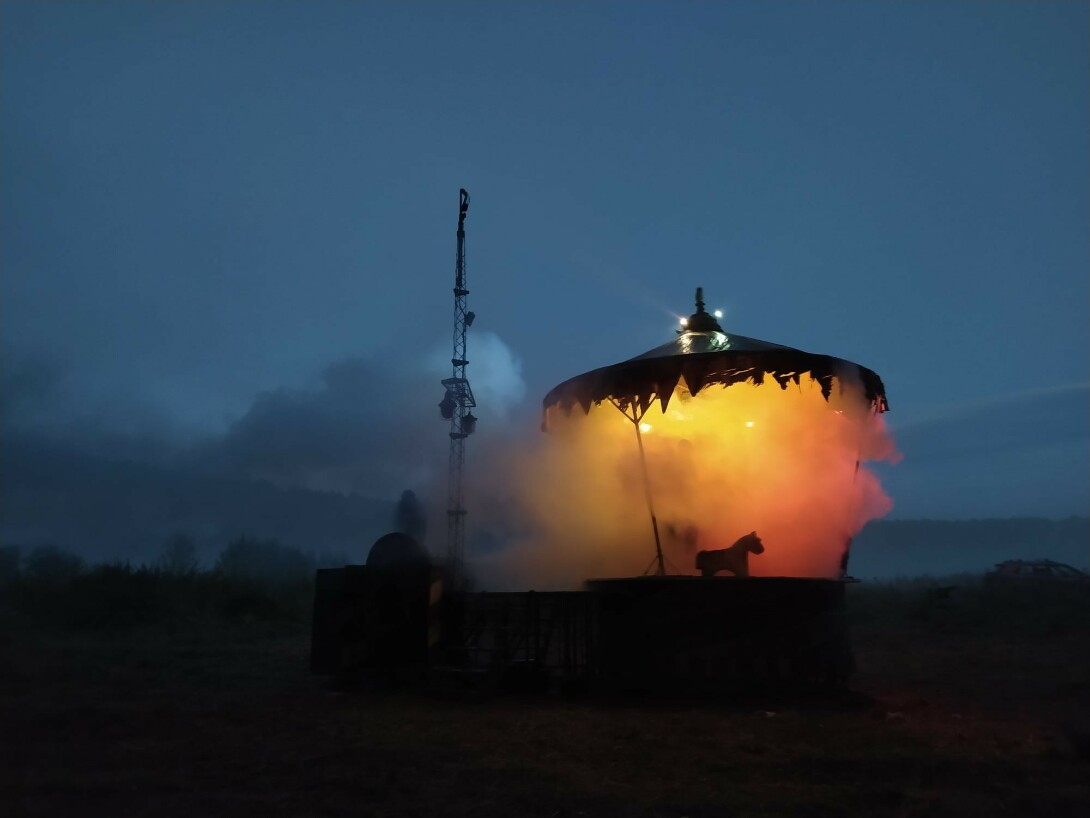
2,579,1089,817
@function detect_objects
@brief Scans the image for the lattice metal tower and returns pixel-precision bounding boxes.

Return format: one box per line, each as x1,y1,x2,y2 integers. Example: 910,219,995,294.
438,188,477,587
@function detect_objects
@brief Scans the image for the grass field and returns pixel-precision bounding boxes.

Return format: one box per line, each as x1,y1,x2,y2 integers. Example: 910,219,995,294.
2,577,1089,817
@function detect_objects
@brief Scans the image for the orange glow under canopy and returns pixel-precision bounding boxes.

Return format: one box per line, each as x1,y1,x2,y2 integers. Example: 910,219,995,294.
527,324,895,582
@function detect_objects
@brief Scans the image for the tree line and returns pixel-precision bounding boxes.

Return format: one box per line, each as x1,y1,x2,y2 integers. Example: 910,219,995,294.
0,535,352,630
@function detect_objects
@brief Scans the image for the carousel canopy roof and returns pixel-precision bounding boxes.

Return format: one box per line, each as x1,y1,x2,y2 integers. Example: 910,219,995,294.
542,289,888,421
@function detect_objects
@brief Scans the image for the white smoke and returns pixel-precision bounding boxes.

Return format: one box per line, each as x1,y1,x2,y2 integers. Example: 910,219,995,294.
427,331,527,422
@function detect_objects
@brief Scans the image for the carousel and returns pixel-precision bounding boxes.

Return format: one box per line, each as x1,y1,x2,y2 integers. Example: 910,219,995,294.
536,288,893,690
542,287,890,582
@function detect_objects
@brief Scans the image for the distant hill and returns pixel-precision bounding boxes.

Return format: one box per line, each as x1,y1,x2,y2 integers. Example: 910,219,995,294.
0,436,394,565
851,517,1090,578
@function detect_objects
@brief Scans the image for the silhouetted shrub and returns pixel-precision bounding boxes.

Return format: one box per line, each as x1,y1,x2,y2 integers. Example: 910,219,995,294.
8,537,322,630
215,536,315,586
62,563,170,628
0,545,20,586
24,545,84,584
157,533,199,575
847,573,1090,638
14,562,313,630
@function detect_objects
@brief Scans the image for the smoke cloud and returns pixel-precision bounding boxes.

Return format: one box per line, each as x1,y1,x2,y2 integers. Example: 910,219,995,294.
198,331,529,509
197,356,440,496
428,331,527,422
470,374,899,589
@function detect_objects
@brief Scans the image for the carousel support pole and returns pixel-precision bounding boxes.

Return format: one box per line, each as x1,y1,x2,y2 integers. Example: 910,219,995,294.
610,398,667,577
633,419,666,577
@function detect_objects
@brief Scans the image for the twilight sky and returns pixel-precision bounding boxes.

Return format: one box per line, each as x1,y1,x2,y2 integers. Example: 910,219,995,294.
2,0,1088,533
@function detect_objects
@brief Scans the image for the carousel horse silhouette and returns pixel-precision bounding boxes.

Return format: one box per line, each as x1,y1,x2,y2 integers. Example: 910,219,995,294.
695,531,765,577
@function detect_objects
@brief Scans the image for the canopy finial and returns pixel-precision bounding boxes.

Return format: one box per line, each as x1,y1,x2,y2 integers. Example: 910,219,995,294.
684,287,722,333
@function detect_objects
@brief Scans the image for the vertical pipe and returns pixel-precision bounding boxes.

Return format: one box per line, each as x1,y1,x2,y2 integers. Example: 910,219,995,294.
634,422,666,576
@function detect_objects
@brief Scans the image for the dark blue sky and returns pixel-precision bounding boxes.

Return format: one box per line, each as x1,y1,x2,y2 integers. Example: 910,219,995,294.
2,1,1087,521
